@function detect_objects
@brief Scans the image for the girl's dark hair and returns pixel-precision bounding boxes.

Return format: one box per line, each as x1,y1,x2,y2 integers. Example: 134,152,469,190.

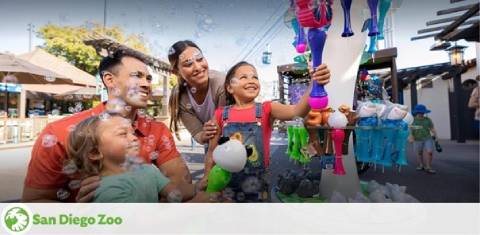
167,40,202,139
224,61,255,105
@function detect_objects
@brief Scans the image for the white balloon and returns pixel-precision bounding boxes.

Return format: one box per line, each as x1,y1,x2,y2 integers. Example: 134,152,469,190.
358,103,377,117
375,103,386,117
212,139,247,173
403,112,414,125
327,111,348,128
387,106,408,120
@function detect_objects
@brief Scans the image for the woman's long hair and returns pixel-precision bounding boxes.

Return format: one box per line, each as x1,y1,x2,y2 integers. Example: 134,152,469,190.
167,40,202,139
224,61,255,106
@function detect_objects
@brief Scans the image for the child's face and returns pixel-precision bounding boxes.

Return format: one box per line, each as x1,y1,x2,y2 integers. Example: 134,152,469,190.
97,116,139,164
227,65,260,104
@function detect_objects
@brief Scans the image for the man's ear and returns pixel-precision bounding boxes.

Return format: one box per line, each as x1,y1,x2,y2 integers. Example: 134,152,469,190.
102,72,115,90
88,149,103,161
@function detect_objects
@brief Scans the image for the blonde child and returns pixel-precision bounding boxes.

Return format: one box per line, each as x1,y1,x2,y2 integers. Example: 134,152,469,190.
204,61,330,202
67,113,215,202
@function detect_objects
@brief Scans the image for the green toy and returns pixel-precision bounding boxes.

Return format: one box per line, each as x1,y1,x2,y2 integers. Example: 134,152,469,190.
206,165,231,192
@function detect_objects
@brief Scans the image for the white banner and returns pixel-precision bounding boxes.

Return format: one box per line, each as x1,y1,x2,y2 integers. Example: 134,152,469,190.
1,203,479,234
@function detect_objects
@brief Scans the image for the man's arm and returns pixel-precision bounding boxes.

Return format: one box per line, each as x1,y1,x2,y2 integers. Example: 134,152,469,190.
22,187,59,202
158,156,192,184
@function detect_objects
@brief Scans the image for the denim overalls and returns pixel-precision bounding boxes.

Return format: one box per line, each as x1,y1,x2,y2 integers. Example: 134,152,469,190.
221,103,270,202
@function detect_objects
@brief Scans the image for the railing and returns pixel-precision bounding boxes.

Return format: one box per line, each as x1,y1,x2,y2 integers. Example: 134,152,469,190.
0,116,66,144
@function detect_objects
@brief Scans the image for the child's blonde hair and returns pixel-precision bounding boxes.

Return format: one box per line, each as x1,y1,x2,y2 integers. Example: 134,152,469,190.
66,114,106,176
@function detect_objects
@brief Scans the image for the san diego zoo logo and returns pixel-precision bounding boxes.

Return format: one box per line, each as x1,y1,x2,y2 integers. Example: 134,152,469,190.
2,204,33,234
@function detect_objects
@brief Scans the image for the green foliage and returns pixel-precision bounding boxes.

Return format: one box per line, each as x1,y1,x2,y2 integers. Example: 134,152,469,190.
37,22,149,75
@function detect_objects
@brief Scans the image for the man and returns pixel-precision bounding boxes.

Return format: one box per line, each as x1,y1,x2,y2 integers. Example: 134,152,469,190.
22,50,192,202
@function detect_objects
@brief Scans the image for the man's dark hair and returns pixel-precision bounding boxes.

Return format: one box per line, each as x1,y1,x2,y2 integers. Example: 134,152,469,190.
98,49,147,77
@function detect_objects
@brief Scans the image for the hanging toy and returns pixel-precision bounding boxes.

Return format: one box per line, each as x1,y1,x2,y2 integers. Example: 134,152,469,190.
379,104,408,169
328,110,348,175
394,112,413,169
340,0,354,37
355,101,378,164
206,138,247,192
377,0,392,40
295,0,333,113
367,35,378,54
367,0,380,36
292,18,308,53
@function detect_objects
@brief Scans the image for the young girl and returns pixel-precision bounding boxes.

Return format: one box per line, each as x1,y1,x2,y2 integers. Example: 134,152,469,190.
204,61,330,202
66,113,215,202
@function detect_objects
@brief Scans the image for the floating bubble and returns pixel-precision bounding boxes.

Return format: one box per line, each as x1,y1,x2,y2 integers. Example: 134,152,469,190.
106,98,126,114
99,112,111,121
64,95,74,100
111,87,121,97
45,75,56,82
42,134,57,148
147,135,155,144
68,107,75,113
56,188,70,201
145,145,152,153
124,106,132,112
185,103,192,110
167,189,183,202
62,160,78,175
52,109,60,116
222,187,235,200
68,180,81,190
149,151,159,161
67,124,76,132
137,109,146,117
241,176,262,193
2,74,18,84
236,192,246,202
230,77,240,86
190,87,197,94
168,47,176,56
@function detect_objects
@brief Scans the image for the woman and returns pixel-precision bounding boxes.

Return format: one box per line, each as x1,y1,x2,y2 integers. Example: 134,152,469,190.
168,40,331,145
168,40,225,144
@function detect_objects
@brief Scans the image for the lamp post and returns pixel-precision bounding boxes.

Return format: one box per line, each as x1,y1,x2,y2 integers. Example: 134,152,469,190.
447,45,467,143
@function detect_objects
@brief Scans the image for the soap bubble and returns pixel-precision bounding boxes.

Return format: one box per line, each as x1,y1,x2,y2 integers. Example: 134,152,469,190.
67,124,76,132
137,109,146,117
56,188,70,201
149,151,159,161
167,189,183,202
2,74,18,84
52,109,60,116
222,187,235,200
236,192,246,202
45,75,56,82
241,176,262,193
190,87,197,94
42,134,57,148
106,98,126,114
111,87,121,97
168,47,176,55
62,160,78,175
68,180,81,190
99,112,111,121
230,77,240,86
124,106,132,112
68,107,75,113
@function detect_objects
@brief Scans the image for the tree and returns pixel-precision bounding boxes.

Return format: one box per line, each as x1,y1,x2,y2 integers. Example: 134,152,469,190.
37,22,149,75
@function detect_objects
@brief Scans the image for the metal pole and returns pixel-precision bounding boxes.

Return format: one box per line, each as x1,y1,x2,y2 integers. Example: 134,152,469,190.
103,0,107,30
27,23,33,52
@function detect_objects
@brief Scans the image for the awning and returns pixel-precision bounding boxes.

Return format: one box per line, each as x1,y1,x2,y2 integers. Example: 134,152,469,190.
18,48,97,87
22,84,84,95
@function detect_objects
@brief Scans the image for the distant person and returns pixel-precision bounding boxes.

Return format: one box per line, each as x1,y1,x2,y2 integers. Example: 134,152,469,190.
467,79,479,134
408,104,438,174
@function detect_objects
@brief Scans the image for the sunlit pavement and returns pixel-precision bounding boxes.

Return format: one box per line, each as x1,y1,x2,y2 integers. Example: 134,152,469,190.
0,129,478,202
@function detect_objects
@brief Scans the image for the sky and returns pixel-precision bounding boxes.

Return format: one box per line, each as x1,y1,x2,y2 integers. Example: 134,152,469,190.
0,0,478,98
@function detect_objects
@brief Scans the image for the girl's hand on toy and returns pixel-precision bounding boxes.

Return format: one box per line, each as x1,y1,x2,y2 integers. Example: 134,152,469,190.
196,177,209,191
309,64,331,85
190,191,221,203
200,120,218,144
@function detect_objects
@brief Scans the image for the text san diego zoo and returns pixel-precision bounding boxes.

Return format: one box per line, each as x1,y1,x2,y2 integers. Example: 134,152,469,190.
33,213,123,227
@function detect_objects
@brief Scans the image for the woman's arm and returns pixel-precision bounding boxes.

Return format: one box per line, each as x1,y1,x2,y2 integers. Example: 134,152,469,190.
204,118,221,176
179,108,207,144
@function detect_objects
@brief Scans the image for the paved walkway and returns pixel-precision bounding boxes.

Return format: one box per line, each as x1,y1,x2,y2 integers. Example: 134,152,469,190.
1,129,478,202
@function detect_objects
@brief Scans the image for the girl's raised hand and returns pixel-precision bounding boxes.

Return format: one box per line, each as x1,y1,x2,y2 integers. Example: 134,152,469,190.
309,64,331,85
200,120,218,144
